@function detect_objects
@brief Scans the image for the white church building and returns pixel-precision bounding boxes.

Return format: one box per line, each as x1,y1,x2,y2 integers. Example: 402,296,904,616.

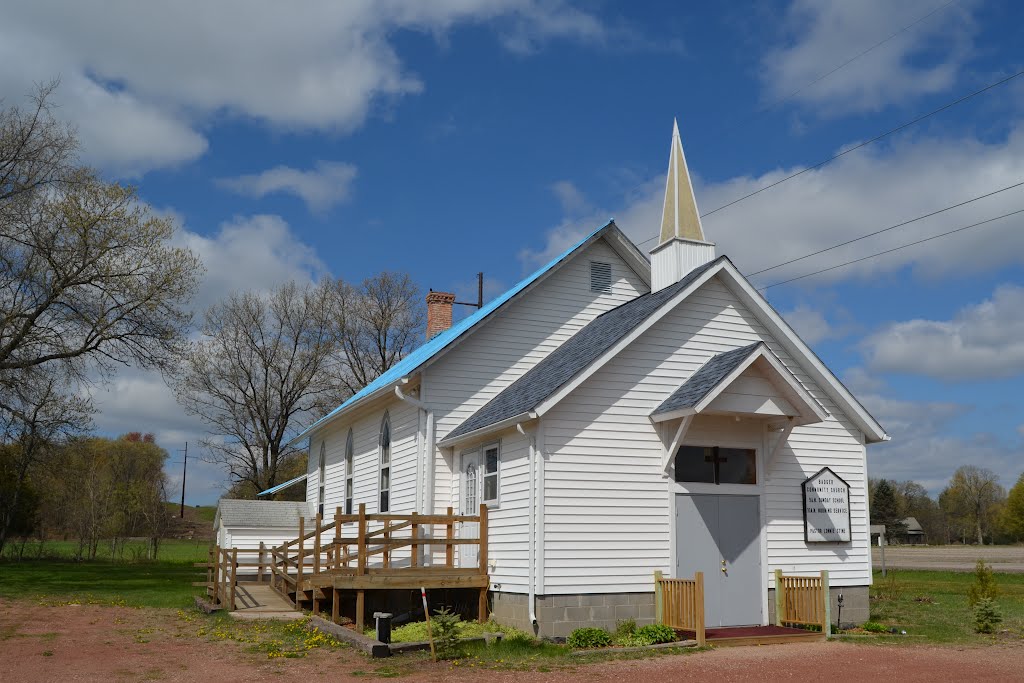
247,122,886,636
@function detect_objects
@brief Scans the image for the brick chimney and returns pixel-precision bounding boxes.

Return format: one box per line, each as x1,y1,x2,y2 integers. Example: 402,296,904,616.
425,290,456,340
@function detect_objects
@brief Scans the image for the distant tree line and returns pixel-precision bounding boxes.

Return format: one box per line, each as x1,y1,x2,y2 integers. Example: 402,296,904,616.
1,433,169,559
870,465,1024,545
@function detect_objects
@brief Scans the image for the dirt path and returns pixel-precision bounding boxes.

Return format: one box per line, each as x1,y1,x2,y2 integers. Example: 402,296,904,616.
1,600,1022,682
872,545,1024,573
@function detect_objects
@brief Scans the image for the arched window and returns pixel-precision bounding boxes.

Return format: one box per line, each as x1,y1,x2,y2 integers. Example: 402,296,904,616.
379,413,391,512
345,429,354,515
317,441,327,517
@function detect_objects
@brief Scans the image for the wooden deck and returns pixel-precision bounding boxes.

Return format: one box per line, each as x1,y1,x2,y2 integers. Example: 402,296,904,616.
203,504,489,632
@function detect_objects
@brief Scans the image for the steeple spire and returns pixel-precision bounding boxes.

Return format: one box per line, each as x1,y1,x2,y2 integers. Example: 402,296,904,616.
659,118,705,244
649,119,716,293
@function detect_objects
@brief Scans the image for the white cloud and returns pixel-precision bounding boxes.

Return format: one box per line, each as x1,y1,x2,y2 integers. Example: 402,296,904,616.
857,392,1020,493
862,284,1024,381
523,122,1024,286
781,306,832,345
0,1,609,174
217,162,358,214
842,366,886,395
175,214,327,312
760,0,976,114
551,180,589,215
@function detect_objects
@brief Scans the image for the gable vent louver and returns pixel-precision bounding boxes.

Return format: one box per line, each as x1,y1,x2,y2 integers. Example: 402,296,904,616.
590,261,612,293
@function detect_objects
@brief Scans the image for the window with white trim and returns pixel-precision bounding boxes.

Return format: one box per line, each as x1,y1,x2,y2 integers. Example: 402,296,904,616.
482,442,499,505
379,414,391,512
344,429,354,515
317,441,326,517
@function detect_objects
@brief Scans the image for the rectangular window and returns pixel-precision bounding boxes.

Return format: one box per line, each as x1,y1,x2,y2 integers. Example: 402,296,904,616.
345,430,354,516
675,446,756,485
317,441,326,517
482,443,499,504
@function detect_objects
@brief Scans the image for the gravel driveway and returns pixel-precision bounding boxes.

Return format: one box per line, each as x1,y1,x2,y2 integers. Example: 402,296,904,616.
1,600,1022,682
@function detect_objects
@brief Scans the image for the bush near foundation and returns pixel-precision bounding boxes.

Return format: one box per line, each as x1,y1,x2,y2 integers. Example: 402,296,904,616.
567,627,612,648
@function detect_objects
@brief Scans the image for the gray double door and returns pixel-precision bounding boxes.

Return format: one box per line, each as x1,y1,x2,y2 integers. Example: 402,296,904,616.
675,494,762,627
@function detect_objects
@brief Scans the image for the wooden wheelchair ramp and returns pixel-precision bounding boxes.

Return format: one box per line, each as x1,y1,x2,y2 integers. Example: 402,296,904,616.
229,584,302,620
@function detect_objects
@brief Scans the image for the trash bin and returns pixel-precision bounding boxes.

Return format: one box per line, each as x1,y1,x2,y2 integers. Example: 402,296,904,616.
373,612,393,644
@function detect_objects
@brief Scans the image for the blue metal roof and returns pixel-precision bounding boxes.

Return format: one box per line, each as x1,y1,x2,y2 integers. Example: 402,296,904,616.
256,472,308,497
291,220,616,444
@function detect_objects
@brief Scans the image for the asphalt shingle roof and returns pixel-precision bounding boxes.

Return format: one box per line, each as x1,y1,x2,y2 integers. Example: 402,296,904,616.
214,499,310,530
446,256,726,441
651,342,763,417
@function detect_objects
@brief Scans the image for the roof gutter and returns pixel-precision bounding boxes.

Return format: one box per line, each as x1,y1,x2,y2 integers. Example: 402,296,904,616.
437,412,537,449
288,377,409,448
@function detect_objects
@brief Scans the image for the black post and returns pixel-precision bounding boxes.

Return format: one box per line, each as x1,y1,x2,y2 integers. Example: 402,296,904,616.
180,442,188,518
477,272,483,309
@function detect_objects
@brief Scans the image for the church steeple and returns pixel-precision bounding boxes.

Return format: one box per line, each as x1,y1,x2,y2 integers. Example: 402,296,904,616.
650,119,716,292
659,118,706,244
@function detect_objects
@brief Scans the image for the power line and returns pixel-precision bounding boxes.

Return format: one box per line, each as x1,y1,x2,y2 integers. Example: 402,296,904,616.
695,68,1024,222
753,0,960,117
747,179,1024,276
757,207,1024,290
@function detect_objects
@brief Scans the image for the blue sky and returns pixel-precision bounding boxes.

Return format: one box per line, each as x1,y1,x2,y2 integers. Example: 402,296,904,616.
5,1,1023,504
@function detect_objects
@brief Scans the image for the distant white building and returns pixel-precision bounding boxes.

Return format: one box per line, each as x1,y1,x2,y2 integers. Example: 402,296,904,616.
248,122,887,636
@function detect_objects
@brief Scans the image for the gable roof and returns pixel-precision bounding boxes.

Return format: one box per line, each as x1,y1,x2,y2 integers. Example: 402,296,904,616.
651,342,762,417
442,256,887,446
214,499,309,530
649,340,829,425
442,257,724,444
291,221,649,445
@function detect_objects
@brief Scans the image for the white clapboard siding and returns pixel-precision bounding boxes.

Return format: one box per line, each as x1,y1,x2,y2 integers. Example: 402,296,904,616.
308,396,419,516
542,274,870,594
428,238,648,593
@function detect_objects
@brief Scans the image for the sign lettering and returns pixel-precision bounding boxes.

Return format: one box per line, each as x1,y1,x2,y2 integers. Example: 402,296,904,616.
802,467,851,543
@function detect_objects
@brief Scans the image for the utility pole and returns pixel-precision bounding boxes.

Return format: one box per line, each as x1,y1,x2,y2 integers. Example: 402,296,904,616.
179,442,188,518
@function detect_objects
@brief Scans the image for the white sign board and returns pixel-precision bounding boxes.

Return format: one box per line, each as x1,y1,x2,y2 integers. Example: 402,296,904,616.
802,467,851,543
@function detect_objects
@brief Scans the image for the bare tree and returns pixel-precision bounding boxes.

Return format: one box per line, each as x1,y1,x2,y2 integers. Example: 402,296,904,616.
0,80,76,205
334,272,424,396
0,84,202,388
941,465,1005,545
173,281,344,494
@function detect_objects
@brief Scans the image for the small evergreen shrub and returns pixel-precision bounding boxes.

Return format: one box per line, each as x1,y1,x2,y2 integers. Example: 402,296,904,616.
862,621,888,633
567,627,612,649
967,560,999,607
973,597,1003,634
431,608,463,659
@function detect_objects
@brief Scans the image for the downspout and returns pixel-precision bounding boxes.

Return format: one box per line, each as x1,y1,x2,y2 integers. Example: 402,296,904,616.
394,383,435,515
517,422,539,628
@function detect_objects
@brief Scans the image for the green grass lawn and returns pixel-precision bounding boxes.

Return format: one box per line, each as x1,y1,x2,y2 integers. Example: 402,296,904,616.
867,569,1024,643
2,538,210,563
0,539,210,609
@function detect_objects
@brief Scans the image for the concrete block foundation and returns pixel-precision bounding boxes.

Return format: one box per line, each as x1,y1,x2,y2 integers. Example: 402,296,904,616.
768,585,870,628
489,585,870,638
